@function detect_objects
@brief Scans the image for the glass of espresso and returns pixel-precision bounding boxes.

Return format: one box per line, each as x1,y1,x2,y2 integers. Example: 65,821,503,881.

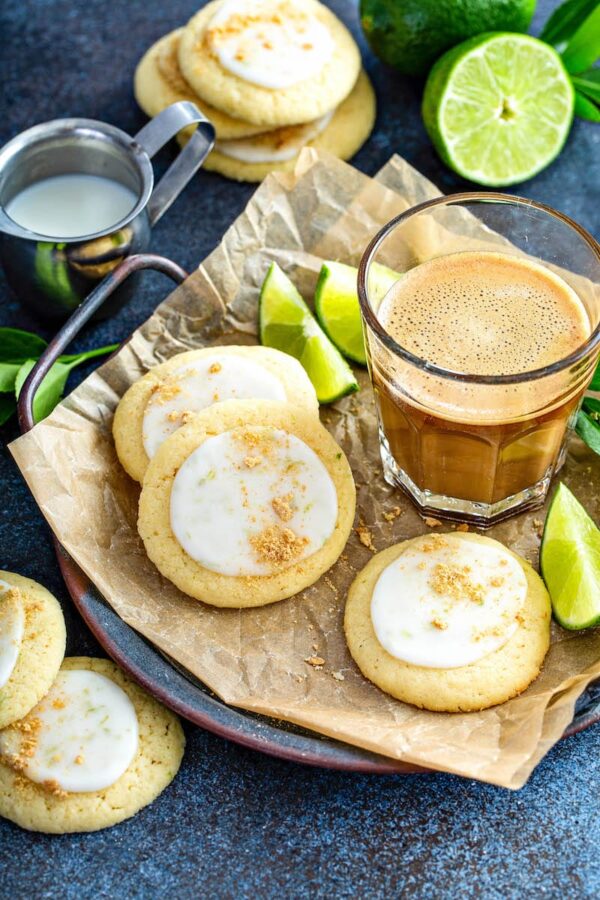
358,193,600,525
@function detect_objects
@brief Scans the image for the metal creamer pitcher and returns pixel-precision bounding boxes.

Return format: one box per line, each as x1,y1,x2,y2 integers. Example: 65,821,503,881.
0,102,215,319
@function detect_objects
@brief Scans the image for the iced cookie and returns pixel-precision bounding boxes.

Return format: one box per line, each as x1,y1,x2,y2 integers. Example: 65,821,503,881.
0,572,66,730
188,70,376,182
138,399,356,607
134,29,266,140
344,533,551,713
113,345,319,484
0,657,185,833
178,0,361,128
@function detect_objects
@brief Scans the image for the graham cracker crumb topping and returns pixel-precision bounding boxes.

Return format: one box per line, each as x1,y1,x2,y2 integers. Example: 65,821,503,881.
234,428,276,458
532,518,544,538
208,362,222,374
2,717,42,776
420,534,448,553
424,516,443,527
356,524,375,551
383,506,402,523
429,562,484,605
272,493,294,522
250,525,308,565
42,779,68,799
305,656,325,668
154,383,181,404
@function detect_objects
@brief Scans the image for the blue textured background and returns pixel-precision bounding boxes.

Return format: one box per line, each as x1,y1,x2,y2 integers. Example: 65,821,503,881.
0,1,599,896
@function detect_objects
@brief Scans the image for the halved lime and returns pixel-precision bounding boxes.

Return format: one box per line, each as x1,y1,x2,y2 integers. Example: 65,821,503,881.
315,261,399,365
422,32,575,187
540,483,600,630
259,262,358,404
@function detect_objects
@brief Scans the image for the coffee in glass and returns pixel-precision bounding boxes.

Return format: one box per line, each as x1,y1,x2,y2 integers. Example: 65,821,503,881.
358,194,600,525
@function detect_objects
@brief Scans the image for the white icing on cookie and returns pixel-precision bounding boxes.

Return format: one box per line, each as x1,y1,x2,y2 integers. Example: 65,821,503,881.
0,669,139,792
170,426,337,575
0,581,24,690
143,354,286,459
207,0,334,89
215,111,333,163
371,535,527,669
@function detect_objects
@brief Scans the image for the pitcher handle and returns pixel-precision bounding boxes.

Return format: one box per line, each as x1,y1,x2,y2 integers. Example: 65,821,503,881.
134,101,215,227
17,253,188,434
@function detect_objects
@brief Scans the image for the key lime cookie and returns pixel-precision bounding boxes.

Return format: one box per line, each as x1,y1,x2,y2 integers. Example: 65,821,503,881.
178,0,361,128
114,345,319,484
190,70,376,182
135,29,265,140
0,572,66,730
138,399,355,607
0,657,185,833
344,533,551,713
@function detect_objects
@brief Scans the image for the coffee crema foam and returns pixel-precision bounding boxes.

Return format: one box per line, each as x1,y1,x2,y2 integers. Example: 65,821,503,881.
377,251,590,377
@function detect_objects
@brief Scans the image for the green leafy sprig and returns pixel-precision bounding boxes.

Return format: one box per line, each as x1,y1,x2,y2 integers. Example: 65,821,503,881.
540,0,600,122
577,352,600,452
0,327,118,426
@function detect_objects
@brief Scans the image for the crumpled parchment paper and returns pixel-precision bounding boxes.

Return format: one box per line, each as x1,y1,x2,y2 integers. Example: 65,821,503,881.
10,149,600,789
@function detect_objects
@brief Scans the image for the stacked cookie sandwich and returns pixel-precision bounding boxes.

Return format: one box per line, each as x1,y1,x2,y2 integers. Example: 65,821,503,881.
134,0,376,182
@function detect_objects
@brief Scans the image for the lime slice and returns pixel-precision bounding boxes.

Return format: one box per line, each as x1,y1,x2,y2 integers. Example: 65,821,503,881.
259,263,358,404
315,261,399,365
540,483,600,630
422,32,574,187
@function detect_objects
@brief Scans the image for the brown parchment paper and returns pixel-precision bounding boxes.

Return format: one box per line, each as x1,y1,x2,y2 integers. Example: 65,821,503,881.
9,150,600,789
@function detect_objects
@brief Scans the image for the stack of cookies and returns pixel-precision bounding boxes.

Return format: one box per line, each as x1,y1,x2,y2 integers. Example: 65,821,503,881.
134,0,376,182
113,345,356,608
0,572,185,833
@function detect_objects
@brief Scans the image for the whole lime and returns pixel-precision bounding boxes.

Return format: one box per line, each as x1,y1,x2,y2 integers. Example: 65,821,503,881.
360,0,537,76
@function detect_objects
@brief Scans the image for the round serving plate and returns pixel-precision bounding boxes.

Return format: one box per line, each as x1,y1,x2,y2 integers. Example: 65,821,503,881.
19,254,600,774
56,542,600,772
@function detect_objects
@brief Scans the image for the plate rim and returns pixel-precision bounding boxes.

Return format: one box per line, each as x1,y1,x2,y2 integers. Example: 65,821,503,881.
56,543,429,774
56,540,600,775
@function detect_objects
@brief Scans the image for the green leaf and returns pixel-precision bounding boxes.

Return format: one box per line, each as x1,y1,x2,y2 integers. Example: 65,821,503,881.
59,343,119,365
572,69,600,102
576,408,600,454
583,395,600,416
11,342,118,425
15,359,74,424
590,361,600,391
561,6,600,73
574,90,600,120
0,362,21,393
0,393,16,426
0,327,47,363
540,0,599,49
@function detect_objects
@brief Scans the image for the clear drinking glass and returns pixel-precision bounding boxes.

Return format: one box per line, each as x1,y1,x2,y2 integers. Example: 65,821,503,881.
358,193,600,526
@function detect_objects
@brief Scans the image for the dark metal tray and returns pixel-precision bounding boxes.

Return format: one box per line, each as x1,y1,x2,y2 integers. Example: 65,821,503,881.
17,255,600,773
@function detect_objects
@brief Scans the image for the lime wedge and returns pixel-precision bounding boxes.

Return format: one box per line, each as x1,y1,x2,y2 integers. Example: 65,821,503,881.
259,263,359,404
315,261,399,365
422,32,574,186
540,483,600,630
